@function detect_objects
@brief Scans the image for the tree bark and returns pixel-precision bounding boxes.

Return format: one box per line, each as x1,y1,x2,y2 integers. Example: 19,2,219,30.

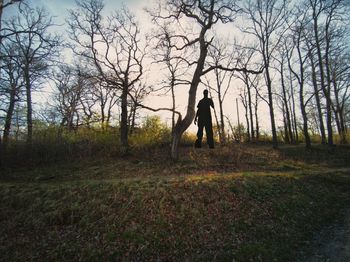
171,74,176,134
218,92,226,144
254,92,260,140
289,69,299,143
24,69,33,146
280,61,294,144
266,67,278,148
300,88,311,148
120,85,129,151
170,28,208,160
245,73,255,141
244,100,250,142
3,83,17,147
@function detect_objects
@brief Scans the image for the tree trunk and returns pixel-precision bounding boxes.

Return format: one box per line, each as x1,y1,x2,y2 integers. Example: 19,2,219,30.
100,100,105,130
289,72,299,143
254,91,260,140
310,58,326,145
129,102,137,136
24,69,33,146
244,103,250,142
171,75,176,134
3,84,17,147
241,93,250,142
282,106,289,143
219,97,226,144
171,127,182,160
332,71,347,144
309,51,326,144
120,85,129,152
170,29,208,160
300,88,311,148
312,3,333,146
295,32,311,149
212,99,221,142
280,61,294,144
333,109,342,142
246,74,255,141
266,67,278,148
339,109,347,144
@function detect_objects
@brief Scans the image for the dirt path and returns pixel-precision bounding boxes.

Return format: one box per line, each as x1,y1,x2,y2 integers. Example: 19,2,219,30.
302,209,350,261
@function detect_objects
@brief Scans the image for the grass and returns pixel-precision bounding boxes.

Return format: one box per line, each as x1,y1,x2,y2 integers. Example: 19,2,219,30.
1,143,350,261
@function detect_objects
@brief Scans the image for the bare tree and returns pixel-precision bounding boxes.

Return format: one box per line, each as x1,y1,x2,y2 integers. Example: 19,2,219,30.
68,0,145,152
330,49,350,143
0,42,24,147
234,45,261,142
239,86,250,141
151,23,192,133
204,39,236,144
308,0,349,145
242,0,289,148
4,5,60,145
275,43,295,144
252,76,262,140
287,11,312,148
304,31,326,144
151,0,261,159
0,0,23,157
309,0,331,146
53,65,83,130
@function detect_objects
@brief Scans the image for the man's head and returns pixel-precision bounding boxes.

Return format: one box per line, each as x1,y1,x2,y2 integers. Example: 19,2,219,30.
203,89,208,98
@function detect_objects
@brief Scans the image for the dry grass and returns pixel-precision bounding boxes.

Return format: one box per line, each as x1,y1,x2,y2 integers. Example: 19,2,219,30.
1,143,350,261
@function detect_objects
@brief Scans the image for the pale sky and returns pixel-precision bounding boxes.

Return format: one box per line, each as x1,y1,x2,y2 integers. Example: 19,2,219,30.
4,0,273,134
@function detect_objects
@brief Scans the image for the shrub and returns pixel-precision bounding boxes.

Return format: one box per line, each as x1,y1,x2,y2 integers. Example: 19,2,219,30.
130,116,171,148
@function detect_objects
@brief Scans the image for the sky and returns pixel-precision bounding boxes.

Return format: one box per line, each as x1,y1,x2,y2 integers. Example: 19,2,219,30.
3,0,273,134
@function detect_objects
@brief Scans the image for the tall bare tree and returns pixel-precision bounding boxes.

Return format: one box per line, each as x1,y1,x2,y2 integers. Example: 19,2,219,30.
234,46,261,142
151,0,261,159
242,0,289,148
151,23,192,133
287,10,312,148
309,0,332,146
204,39,236,144
275,43,295,144
0,42,24,148
4,5,60,145
0,0,23,157
68,0,145,152
329,49,350,143
304,32,326,144
53,65,84,130
308,0,349,145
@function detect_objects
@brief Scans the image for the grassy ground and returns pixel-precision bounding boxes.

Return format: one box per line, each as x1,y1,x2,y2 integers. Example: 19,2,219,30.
1,143,350,261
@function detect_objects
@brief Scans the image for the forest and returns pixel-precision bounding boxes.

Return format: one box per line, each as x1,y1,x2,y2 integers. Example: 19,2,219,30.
1,0,350,261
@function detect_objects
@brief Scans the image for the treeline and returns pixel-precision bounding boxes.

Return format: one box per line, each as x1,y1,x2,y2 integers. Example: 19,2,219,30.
0,0,349,160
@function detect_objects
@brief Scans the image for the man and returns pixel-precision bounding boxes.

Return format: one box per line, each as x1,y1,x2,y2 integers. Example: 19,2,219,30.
194,89,214,148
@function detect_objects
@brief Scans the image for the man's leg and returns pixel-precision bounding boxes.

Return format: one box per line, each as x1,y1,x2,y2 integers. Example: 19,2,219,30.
195,122,204,148
205,122,214,148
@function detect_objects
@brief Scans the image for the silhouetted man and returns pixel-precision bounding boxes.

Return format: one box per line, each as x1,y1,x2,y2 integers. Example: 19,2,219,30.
194,90,214,148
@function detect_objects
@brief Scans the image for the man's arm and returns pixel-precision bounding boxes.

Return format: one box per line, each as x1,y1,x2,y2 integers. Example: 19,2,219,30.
194,110,198,125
